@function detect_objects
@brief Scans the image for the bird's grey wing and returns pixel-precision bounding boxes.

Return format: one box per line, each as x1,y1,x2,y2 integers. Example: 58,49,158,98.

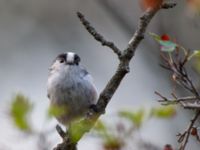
79,66,93,83
80,66,98,103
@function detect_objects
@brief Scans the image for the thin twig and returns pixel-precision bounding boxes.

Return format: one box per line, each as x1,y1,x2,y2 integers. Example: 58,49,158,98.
162,3,177,9
77,12,122,58
155,91,198,106
178,111,200,150
157,28,200,149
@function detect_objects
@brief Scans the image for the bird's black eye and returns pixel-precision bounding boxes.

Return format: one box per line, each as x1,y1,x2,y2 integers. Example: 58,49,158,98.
56,53,66,64
74,54,80,65
60,59,65,63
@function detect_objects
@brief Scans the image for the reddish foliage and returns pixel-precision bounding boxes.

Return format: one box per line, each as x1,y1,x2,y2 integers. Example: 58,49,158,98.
163,144,173,150
140,0,163,10
187,0,200,6
191,127,198,136
187,0,200,13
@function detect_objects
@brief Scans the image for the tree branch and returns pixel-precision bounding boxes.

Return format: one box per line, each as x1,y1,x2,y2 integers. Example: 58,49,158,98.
162,3,177,9
155,29,200,149
77,12,122,58
53,3,176,150
178,110,200,150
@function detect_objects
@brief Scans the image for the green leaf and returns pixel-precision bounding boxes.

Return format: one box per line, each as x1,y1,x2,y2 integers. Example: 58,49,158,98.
191,51,200,74
188,50,200,60
47,105,68,119
150,106,176,119
93,120,107,132
149,32,161,42
193,50,200,56
10,93,33,132
69,120,93,143
118,109,145,128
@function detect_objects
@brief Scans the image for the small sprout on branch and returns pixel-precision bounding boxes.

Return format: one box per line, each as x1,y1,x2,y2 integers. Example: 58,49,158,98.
190,127,198,136
149,32,177,52
187,50,200,60
150,105,176,119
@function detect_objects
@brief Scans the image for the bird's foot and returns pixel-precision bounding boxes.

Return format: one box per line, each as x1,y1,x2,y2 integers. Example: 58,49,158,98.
89,104,99,113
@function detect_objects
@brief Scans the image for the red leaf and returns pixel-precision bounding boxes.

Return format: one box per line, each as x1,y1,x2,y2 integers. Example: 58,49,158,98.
140,0,163,10
163,144,173,150
191,127,198,136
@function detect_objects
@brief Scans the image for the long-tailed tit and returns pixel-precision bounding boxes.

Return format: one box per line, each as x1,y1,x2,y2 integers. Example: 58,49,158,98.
47,52,98,125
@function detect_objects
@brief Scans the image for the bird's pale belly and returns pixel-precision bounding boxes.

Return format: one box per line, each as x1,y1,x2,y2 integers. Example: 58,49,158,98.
47,64,97,126
49,83,92,125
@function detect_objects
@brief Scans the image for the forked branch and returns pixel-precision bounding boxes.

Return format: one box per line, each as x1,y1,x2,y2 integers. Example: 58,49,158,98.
53,2,176,150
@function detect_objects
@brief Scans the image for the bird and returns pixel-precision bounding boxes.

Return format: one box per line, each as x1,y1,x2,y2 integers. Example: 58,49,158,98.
47,52,98,126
